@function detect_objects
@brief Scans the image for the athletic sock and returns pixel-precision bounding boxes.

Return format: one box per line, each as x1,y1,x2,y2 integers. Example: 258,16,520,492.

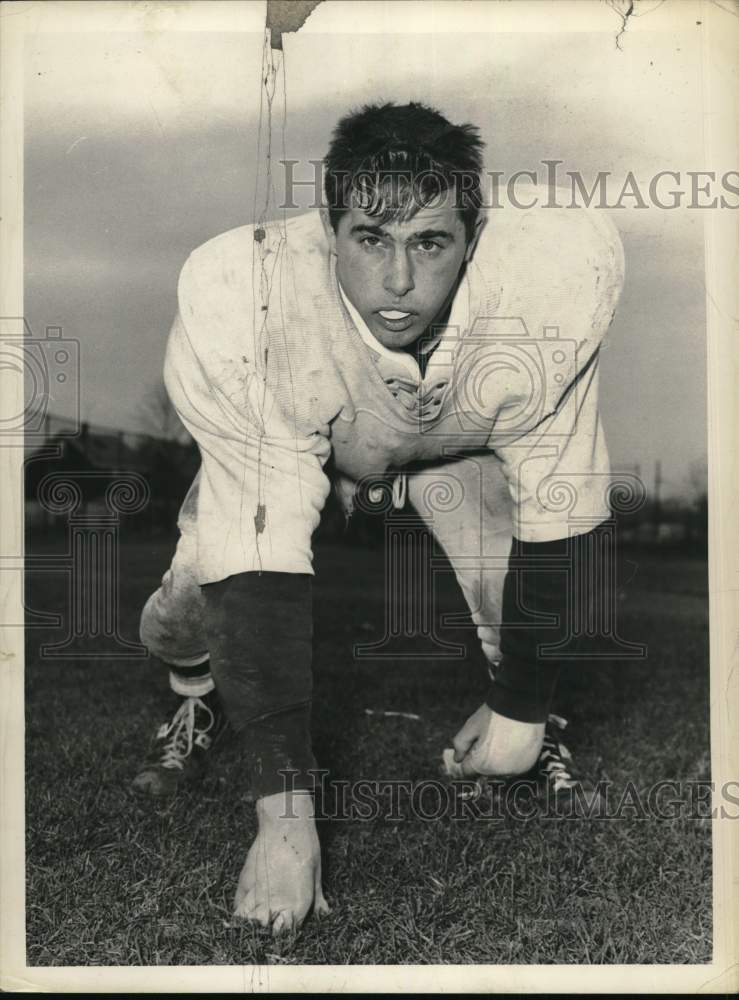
168,658,215,699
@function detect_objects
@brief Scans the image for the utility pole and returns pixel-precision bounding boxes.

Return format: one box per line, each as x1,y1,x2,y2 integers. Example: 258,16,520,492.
653,459,662,539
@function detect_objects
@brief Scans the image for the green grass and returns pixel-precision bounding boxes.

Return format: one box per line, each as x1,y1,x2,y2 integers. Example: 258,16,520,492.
25,532,711,965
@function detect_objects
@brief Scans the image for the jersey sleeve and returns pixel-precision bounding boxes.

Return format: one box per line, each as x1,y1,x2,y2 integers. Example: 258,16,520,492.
483,203,625,541
163,252,332,585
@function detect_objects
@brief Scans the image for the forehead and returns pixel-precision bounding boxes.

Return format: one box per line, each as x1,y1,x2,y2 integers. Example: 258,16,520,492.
339,196,466,239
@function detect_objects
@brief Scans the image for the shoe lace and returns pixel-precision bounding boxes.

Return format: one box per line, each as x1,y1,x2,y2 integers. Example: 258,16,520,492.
155,697,215,771
539,714,576,792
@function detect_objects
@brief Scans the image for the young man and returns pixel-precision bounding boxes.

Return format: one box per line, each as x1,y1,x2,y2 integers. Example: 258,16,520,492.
134,103,624,933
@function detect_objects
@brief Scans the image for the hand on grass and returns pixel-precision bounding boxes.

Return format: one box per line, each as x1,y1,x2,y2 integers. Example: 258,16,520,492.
452,702,494,769
443,703,545,778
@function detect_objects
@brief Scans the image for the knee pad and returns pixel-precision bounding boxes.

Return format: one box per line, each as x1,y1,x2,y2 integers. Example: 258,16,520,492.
139,573,207,666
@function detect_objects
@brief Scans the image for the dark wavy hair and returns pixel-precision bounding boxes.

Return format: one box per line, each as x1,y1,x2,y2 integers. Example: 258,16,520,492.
324,102,485,242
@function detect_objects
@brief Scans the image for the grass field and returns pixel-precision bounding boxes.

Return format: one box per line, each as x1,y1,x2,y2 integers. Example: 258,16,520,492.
25,528,711,965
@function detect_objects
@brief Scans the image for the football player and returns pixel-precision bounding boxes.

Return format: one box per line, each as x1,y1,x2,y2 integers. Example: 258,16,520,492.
134,102,624,933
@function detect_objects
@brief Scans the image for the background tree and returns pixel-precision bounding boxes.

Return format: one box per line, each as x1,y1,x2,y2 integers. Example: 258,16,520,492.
137,380,197,531
139,379,192,444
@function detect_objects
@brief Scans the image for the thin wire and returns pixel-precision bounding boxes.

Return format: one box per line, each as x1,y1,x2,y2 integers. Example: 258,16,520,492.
275,46,308,516
252,32,282,568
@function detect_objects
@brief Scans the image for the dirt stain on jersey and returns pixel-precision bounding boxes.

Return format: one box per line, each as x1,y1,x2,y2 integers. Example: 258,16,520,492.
254,503,267,535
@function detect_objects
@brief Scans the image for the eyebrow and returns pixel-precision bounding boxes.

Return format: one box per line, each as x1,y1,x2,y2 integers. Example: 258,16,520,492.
349,224,456,243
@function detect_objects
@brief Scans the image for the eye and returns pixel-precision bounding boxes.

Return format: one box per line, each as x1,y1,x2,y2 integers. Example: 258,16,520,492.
360,235,383,248
417,240,442,254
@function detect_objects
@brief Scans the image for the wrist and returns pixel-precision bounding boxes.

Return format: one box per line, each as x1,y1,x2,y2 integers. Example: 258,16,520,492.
257,787,315,822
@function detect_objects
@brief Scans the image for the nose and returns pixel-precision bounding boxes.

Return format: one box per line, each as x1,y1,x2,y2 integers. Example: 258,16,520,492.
383,248,415,298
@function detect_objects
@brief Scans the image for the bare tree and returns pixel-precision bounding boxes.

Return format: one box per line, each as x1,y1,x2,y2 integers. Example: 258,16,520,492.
139,379,191,444
684,456,708,509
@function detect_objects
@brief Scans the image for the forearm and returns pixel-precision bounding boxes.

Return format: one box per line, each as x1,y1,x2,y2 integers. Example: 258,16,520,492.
201,571,317,799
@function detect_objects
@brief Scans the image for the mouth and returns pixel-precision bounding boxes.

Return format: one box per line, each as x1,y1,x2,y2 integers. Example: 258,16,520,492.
376,309,416,332
379,310,412,320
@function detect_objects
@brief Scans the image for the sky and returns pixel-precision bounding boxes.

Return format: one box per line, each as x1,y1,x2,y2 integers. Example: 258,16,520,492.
24,2,710,499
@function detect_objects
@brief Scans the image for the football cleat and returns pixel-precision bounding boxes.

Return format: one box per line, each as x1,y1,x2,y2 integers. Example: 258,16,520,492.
534,713,604,814
131,690,227,796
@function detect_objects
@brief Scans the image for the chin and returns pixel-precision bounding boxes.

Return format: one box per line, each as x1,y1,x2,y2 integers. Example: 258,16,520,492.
376,332,421,351
371,324,424,350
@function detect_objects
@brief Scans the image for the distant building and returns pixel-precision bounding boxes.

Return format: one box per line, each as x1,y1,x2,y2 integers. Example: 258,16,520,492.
25,417,198,531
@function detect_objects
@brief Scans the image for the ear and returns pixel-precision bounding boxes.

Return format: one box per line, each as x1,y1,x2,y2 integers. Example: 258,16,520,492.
320,208,338,255
464,214,486,263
